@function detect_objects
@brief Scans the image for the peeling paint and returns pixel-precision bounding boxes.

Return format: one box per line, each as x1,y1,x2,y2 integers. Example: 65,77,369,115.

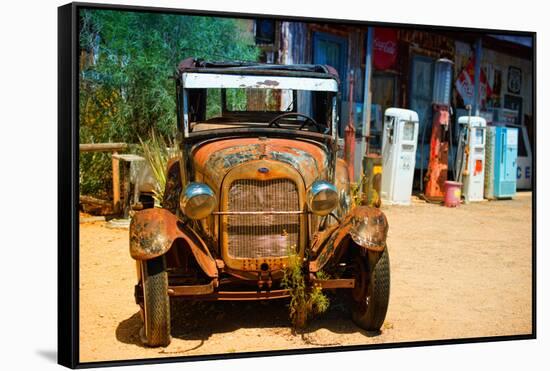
129,208,218,277
193,138,329,188
309,206,389,272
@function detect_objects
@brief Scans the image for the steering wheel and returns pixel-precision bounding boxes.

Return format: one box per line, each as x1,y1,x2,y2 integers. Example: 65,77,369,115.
268,112,328,134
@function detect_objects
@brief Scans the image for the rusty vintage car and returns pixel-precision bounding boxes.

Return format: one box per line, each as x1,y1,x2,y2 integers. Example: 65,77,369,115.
130,59,390,346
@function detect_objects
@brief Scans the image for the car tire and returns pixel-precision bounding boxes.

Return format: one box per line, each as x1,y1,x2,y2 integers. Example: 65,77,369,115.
351,248,390,331
139,256,171,347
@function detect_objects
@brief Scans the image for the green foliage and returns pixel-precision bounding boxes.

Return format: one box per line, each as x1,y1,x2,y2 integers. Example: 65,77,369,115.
350,174,367,207
79,9,259,196
281,246,330,329
79,152,112,198
225,88,249,111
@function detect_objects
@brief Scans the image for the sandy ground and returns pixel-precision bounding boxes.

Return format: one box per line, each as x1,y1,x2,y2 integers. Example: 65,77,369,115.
79,192,533,363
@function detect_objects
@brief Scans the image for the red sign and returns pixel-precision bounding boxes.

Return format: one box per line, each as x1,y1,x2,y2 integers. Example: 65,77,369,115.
373,28,398,70
455,59,493,107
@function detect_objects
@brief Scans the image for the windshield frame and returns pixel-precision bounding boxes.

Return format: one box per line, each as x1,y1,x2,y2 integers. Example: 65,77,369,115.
179,73,339,140
181,72,338,92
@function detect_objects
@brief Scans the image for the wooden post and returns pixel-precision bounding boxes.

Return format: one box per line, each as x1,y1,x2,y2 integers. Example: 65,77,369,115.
79,142,129,216
344,71,356,181
361,27,374,172
79,143,128,152
112,151,120,214
362,153,382,207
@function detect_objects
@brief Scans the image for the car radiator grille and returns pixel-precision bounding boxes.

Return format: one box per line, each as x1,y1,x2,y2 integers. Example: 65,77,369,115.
226,179,300,259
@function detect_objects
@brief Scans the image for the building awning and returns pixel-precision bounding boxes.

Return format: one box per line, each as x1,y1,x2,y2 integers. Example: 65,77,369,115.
489,34,533,48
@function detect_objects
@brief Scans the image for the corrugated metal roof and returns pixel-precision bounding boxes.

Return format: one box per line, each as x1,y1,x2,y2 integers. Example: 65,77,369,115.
489,34,533,48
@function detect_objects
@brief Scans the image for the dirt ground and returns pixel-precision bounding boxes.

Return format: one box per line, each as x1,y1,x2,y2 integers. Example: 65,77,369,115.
79,192,533,363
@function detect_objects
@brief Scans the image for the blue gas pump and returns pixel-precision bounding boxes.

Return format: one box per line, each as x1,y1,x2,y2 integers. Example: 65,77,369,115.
485,126,518,199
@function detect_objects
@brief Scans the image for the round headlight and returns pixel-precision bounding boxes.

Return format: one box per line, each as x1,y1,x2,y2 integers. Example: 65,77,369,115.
180,182,216,220
307,180,338,216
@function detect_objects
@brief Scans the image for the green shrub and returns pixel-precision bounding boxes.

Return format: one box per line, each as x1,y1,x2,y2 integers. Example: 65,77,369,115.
78,9,260,198
79,151,112,198
281,247,330,329
139,131,178,206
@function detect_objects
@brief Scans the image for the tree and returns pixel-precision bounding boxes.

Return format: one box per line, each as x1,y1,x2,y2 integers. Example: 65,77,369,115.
79,9,259,196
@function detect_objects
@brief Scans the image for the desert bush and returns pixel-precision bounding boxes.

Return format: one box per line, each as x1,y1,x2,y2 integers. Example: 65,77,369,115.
281,247,330,329
139,131,178,206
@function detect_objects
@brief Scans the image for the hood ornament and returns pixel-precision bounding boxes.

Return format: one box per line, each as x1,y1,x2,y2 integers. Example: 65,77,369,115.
258,167,269,174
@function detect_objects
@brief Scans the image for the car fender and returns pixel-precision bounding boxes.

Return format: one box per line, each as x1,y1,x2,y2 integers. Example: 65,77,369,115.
309,206,388,272
129,208,218,278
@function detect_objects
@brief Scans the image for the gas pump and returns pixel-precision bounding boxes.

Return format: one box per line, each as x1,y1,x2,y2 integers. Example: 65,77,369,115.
457,116,486,202
495,126,518,197
381,108,419,205
484,126,518,199
424,59,453,201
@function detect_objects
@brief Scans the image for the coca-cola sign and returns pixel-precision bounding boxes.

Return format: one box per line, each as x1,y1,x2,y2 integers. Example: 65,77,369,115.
373,28,398,70
455,59,493,107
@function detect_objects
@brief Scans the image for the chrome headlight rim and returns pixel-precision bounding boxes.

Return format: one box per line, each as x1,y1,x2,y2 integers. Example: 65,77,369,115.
179,182,217,220
307,180,338,216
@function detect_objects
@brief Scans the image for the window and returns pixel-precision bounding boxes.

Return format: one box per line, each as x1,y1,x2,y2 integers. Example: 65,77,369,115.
402,121,415,141
255,19,276,44
372,73,397,112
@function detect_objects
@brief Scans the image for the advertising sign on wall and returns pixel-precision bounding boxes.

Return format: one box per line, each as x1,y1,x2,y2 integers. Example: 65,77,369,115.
455,59,492,106
508,66,522,94
373,28,398,70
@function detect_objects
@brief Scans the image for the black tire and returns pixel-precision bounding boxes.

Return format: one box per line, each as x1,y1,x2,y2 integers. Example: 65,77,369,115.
351,248,390,331
139,256,171,347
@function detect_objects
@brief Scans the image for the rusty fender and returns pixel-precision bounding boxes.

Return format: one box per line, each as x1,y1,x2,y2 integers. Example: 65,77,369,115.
309,206,389,272
129,208,218,278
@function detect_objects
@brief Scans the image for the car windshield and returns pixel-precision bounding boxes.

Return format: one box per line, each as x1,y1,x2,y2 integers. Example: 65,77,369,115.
182,73,337,135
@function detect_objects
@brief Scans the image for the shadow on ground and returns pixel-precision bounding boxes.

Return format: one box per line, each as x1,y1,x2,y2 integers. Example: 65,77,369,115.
115,312,143,346
115,292,381,350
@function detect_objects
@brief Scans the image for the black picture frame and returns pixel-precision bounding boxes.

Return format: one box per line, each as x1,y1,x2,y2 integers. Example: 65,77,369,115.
58,2,537,368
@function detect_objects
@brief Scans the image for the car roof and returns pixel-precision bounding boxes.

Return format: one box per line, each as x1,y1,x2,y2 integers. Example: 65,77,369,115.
177,58,340,82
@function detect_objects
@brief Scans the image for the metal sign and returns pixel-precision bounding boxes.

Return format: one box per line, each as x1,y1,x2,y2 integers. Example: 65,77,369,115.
507,66,522,94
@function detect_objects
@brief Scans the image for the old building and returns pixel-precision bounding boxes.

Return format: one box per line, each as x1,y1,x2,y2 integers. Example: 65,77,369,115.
244,18,533,189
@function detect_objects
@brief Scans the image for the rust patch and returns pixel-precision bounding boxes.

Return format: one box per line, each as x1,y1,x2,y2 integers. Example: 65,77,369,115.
257,79,280,87
310,223,339,256
129,210,170,259
168,280,216,296
193,138,329,188
309,206,389,272
163,158,182,214
335,159,351,217
174,289,291,301
311,278,355,289
129,208,218,278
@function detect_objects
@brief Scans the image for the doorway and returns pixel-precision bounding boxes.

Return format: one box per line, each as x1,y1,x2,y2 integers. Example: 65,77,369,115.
313,32,349,136
409,55,435,171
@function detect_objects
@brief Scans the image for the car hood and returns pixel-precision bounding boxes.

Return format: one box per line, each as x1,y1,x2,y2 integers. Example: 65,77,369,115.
192,137,329,188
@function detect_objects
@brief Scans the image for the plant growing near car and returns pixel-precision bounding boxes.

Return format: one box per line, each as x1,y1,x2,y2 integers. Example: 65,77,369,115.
350,174,367,207
139,130,178,206
281,245,330,329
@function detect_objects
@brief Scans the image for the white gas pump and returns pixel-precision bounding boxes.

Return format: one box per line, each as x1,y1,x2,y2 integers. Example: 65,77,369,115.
457,116,486,202
381,108,419,205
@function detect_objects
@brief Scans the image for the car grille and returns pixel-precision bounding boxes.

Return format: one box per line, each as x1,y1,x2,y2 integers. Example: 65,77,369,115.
226,179,300,259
